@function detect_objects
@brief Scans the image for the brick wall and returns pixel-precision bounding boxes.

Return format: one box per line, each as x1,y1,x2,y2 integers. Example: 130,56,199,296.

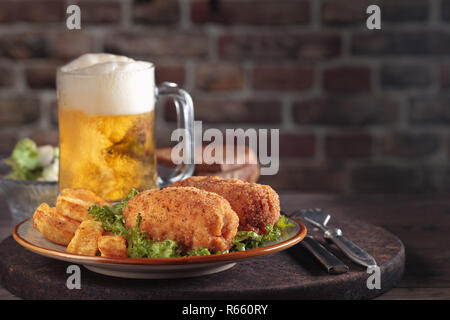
0,0,449,194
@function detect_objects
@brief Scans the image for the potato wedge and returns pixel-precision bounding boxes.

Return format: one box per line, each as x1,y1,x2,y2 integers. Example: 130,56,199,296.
66,220,104,256
98,235,128,258
56,188,109,222
33,203,80,246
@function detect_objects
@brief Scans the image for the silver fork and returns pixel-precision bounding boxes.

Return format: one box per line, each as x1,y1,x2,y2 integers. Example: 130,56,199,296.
299,208,377,268
284,211,349,274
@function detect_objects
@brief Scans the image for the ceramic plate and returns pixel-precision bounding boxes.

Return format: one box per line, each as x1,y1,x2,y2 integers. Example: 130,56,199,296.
13,217,306,279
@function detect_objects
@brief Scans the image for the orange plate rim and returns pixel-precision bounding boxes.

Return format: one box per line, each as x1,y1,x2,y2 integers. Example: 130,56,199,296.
13,217,307,265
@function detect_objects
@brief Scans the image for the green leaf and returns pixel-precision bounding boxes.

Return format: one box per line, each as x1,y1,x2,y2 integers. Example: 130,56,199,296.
147,239,181,258
187,247,211,256
4,138,43,180
229,215,293,252
11,138,40,171
53,147,60,159
275,215,294,229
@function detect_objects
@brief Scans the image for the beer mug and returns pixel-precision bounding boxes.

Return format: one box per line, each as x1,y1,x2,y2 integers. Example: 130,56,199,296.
56,54,194,201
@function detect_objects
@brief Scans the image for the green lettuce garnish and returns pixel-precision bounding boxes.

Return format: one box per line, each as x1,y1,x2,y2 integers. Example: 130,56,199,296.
5,138,42,180
275,214,294,229
4,138,59,180
230,215,294,252
187,247,211,256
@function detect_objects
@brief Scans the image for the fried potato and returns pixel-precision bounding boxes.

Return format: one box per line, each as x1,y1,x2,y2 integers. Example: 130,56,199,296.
56,188,109,222
33,203,80,246
66,220,104,256
98,235,128,258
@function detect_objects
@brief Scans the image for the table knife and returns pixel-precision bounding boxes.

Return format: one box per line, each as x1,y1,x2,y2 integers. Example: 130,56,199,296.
283,211,349,274
300,208,377,268
300,236,349,274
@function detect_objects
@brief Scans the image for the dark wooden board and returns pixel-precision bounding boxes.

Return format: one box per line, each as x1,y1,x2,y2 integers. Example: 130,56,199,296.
0,213,404,300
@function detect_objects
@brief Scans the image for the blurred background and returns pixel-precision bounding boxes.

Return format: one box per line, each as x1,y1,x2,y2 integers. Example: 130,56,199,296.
0,0,449,194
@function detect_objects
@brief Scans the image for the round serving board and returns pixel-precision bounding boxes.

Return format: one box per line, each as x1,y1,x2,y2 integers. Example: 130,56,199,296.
0,213,404,300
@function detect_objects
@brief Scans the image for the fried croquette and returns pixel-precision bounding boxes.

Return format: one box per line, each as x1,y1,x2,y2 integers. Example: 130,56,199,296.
33,202,80,245
123,187,239,252
66,220,104,256
56,188,109,222
170,176,280,234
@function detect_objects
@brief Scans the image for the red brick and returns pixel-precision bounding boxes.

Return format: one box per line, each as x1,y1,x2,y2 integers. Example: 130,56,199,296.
77,1,122,24
0,32,51,59
219,32,341,60
258,163,349,193
323,0,428,25
441,0,450,21
0,0,64,23
352,31,450,55
325,133,373,158
351,165,426,193
191,0,310,25
279,134,316,158
448,136,450,159
0,31,93,60
381,64,431,89
166,98,282,124
104,31,208,58
51,98,58,126
193,98,282,124
323,66,371,92
0,65,16,88
195,63,244,91
28,129,58,146
25,61,61,89
429,166,450,192
321,0,366,25
0,95,40,126
440,64,450,88
382,0,429,22
0,131,20,157
252,65,314,91
134,0,179,24
293,96,399,126
52,31,94,59
409,96,450,124
382,132,442,158
155,65,185,86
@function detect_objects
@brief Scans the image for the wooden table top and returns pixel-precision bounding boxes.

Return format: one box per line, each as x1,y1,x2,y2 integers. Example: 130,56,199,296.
0,193,449,300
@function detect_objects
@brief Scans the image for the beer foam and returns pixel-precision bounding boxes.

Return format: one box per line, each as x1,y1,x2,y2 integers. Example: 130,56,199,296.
57,53,155,115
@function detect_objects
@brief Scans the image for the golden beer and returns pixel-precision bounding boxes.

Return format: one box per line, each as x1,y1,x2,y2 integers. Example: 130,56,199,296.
57,54,158,201
58,108,157,201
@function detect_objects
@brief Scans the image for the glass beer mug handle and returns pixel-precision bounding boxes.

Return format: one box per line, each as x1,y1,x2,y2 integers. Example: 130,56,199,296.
156,82,195,188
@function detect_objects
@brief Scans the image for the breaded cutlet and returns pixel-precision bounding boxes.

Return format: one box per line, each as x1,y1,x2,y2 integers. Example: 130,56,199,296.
170,176,280,234
123,187,239,252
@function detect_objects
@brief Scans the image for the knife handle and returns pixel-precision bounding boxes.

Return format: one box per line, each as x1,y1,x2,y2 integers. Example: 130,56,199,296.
300,236,349,274
324,228,377,268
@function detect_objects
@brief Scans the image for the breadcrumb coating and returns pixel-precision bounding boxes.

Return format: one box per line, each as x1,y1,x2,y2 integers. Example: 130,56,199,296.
170,176,280,234
123,187,239,252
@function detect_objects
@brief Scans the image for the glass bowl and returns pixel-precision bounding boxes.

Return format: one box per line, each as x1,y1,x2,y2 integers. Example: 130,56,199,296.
0,178,57,222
